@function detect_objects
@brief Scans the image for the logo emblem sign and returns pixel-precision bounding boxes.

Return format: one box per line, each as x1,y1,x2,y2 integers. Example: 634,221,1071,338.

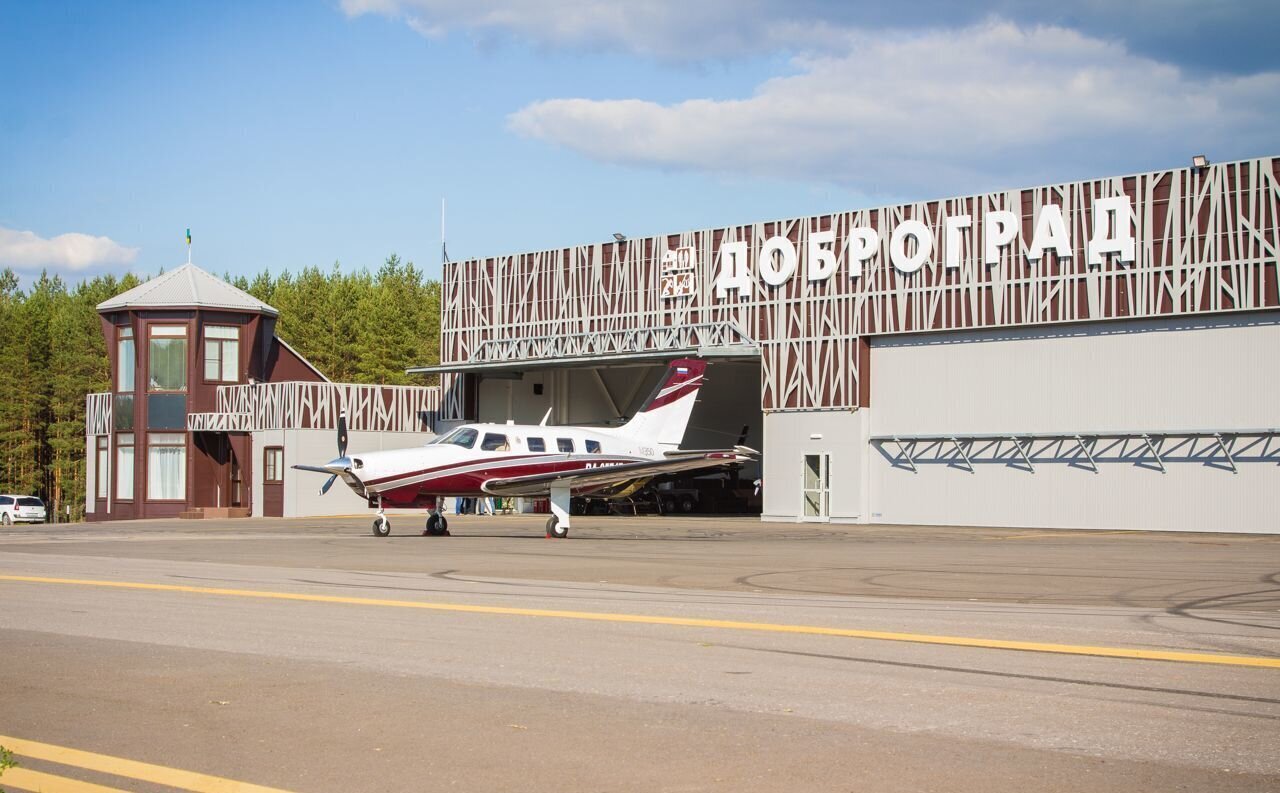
661,246,697,299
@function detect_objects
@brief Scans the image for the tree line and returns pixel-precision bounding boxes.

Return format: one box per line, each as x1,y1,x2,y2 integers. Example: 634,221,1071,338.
0,255,441,522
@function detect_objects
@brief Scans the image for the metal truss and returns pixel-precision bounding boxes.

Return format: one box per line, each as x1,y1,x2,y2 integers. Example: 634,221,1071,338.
870,429,1279,473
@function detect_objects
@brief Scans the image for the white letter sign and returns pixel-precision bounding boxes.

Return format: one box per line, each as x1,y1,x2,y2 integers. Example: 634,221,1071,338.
890,220,933,274
714,240,750,298
1027,204,1072,262
984,210,1018,265
943,214,972,269
759,236,797,286
845,227,878,279
806,229,838,282
1087,195,1135,266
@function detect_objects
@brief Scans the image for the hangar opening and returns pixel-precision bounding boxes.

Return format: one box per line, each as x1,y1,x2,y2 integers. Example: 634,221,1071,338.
454,355,763,515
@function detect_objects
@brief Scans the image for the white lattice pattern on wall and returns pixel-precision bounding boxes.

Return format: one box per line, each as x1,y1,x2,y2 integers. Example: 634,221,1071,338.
85,392,112,436
203,381,441,432
442,158,1280,414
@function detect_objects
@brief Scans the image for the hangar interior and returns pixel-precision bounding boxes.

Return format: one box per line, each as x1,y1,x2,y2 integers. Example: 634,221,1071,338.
468,356,764,511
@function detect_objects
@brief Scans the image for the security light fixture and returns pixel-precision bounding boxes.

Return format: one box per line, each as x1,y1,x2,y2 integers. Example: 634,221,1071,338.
1192,154,1209,170
613,233,626,242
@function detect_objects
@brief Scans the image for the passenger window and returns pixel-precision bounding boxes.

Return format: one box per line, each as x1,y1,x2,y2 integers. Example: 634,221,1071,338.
481,433,511,452
527,437,546,452
557,438,574,453
0,497,11,506
585,440,601,454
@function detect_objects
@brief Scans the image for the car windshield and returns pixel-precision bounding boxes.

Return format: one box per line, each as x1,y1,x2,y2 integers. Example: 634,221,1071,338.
436,428,478,449
17,497,43,507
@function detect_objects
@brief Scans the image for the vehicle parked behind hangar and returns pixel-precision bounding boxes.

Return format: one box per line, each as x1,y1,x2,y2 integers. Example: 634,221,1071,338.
0,495,47,525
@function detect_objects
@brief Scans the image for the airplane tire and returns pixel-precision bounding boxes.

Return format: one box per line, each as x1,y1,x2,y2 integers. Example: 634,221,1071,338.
425,514,450,536
372,517,391,537
545,516,569,539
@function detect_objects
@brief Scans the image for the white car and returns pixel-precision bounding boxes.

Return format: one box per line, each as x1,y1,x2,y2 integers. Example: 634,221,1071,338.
0,495,47,525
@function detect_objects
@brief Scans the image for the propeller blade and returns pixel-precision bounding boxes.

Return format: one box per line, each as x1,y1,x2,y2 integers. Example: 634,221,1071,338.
337,411,349,458
320,474,338,495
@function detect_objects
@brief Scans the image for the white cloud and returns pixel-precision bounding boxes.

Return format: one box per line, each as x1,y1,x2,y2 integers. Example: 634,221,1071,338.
507,21,1280,192
0,227,140,271
339,0,850,59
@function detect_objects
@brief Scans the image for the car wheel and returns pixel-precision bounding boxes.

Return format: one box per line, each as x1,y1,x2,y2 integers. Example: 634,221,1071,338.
1,513,10,526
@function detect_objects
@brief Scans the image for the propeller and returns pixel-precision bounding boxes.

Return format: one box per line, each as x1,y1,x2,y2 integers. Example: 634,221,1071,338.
320,411,350,495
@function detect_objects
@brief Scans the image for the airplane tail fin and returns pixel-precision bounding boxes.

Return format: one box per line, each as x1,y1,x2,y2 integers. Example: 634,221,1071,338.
620,358,707,448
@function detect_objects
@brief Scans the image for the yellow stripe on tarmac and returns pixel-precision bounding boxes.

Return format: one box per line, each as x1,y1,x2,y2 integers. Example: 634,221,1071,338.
1,573,1278,670
2,766,131,793
0,735,296,793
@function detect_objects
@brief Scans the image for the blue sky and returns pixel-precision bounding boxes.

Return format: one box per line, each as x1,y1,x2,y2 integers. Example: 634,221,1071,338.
2,1,1277,284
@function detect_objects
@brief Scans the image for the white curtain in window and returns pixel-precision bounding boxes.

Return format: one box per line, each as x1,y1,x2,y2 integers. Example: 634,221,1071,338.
116,439,134,500
148,434,186,500
96,442,109,499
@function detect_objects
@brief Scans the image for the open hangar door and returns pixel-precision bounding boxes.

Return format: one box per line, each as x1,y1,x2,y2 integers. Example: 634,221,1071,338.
473,356,762,514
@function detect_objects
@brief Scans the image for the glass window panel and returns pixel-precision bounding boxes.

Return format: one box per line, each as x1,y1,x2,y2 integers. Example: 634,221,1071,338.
113,394,134,431
204,340,221,380
206,325,238,339
526,437,545,452
803,491,821,517
117,337,135,392
264,448,283,483
150,325,186,337
147,394,187,430
116,436,134,500
147,434,186,500
96,436,109,499
585,440,601,454
804,455,821,490
221,340,238,381
149,335,187,391
557,438,574,453
481,433,509,451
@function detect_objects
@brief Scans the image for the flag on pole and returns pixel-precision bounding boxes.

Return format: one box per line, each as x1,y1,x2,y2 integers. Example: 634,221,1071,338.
186,228,192,245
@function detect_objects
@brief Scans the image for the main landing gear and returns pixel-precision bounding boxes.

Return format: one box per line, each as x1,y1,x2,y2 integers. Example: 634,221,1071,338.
424,511,450,536
545,485,571,539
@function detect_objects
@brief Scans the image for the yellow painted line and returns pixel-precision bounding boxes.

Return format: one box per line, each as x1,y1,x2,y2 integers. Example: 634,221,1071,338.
0,735,296,793
2,574,1278,670
2,766,131,793
988,530,1134,541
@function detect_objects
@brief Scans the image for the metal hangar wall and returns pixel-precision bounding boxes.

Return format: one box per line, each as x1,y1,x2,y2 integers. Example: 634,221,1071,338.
427,156,1280,532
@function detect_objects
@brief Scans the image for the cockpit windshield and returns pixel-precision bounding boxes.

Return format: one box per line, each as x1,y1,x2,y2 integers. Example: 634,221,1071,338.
435,427,478,449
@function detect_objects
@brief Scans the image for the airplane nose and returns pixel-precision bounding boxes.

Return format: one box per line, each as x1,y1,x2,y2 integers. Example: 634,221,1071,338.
324,456,352,474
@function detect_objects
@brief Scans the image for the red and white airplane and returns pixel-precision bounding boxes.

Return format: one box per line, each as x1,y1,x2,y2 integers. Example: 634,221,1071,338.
294,358,758,538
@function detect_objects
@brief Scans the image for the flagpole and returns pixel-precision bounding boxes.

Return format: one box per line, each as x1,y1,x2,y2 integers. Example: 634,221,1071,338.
441,198,447,265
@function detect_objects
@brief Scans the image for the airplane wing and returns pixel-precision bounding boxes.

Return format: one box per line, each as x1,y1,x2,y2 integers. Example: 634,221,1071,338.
480,450,757,498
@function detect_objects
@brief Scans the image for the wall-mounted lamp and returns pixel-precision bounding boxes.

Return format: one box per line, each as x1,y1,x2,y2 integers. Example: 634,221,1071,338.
612,233,626,242
1191,154,1209,170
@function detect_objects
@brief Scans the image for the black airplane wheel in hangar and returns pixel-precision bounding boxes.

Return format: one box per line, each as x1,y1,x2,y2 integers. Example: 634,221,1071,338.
465,355,763,515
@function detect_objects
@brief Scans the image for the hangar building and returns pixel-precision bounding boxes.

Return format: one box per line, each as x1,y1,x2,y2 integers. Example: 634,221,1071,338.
418,156,1280,533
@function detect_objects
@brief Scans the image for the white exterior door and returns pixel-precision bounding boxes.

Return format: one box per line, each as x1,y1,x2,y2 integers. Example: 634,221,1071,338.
802,453,829,521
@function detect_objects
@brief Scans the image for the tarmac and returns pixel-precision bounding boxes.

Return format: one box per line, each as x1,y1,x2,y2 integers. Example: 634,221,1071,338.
0,514,1277,792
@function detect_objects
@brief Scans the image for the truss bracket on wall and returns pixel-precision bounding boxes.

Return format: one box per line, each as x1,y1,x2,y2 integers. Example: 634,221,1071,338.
891,436,918,473
1141,433,1166,474
1074,434,1099,474
1213,432,1238,474
949,437,974,473
1009,436,1034,473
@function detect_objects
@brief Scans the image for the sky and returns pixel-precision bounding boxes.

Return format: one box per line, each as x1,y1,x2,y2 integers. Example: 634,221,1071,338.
1,0,1278,284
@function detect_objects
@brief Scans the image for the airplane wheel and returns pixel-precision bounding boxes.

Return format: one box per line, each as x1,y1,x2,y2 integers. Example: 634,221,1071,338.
545,516,569,539
425,514,450,536
372,517,391,537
